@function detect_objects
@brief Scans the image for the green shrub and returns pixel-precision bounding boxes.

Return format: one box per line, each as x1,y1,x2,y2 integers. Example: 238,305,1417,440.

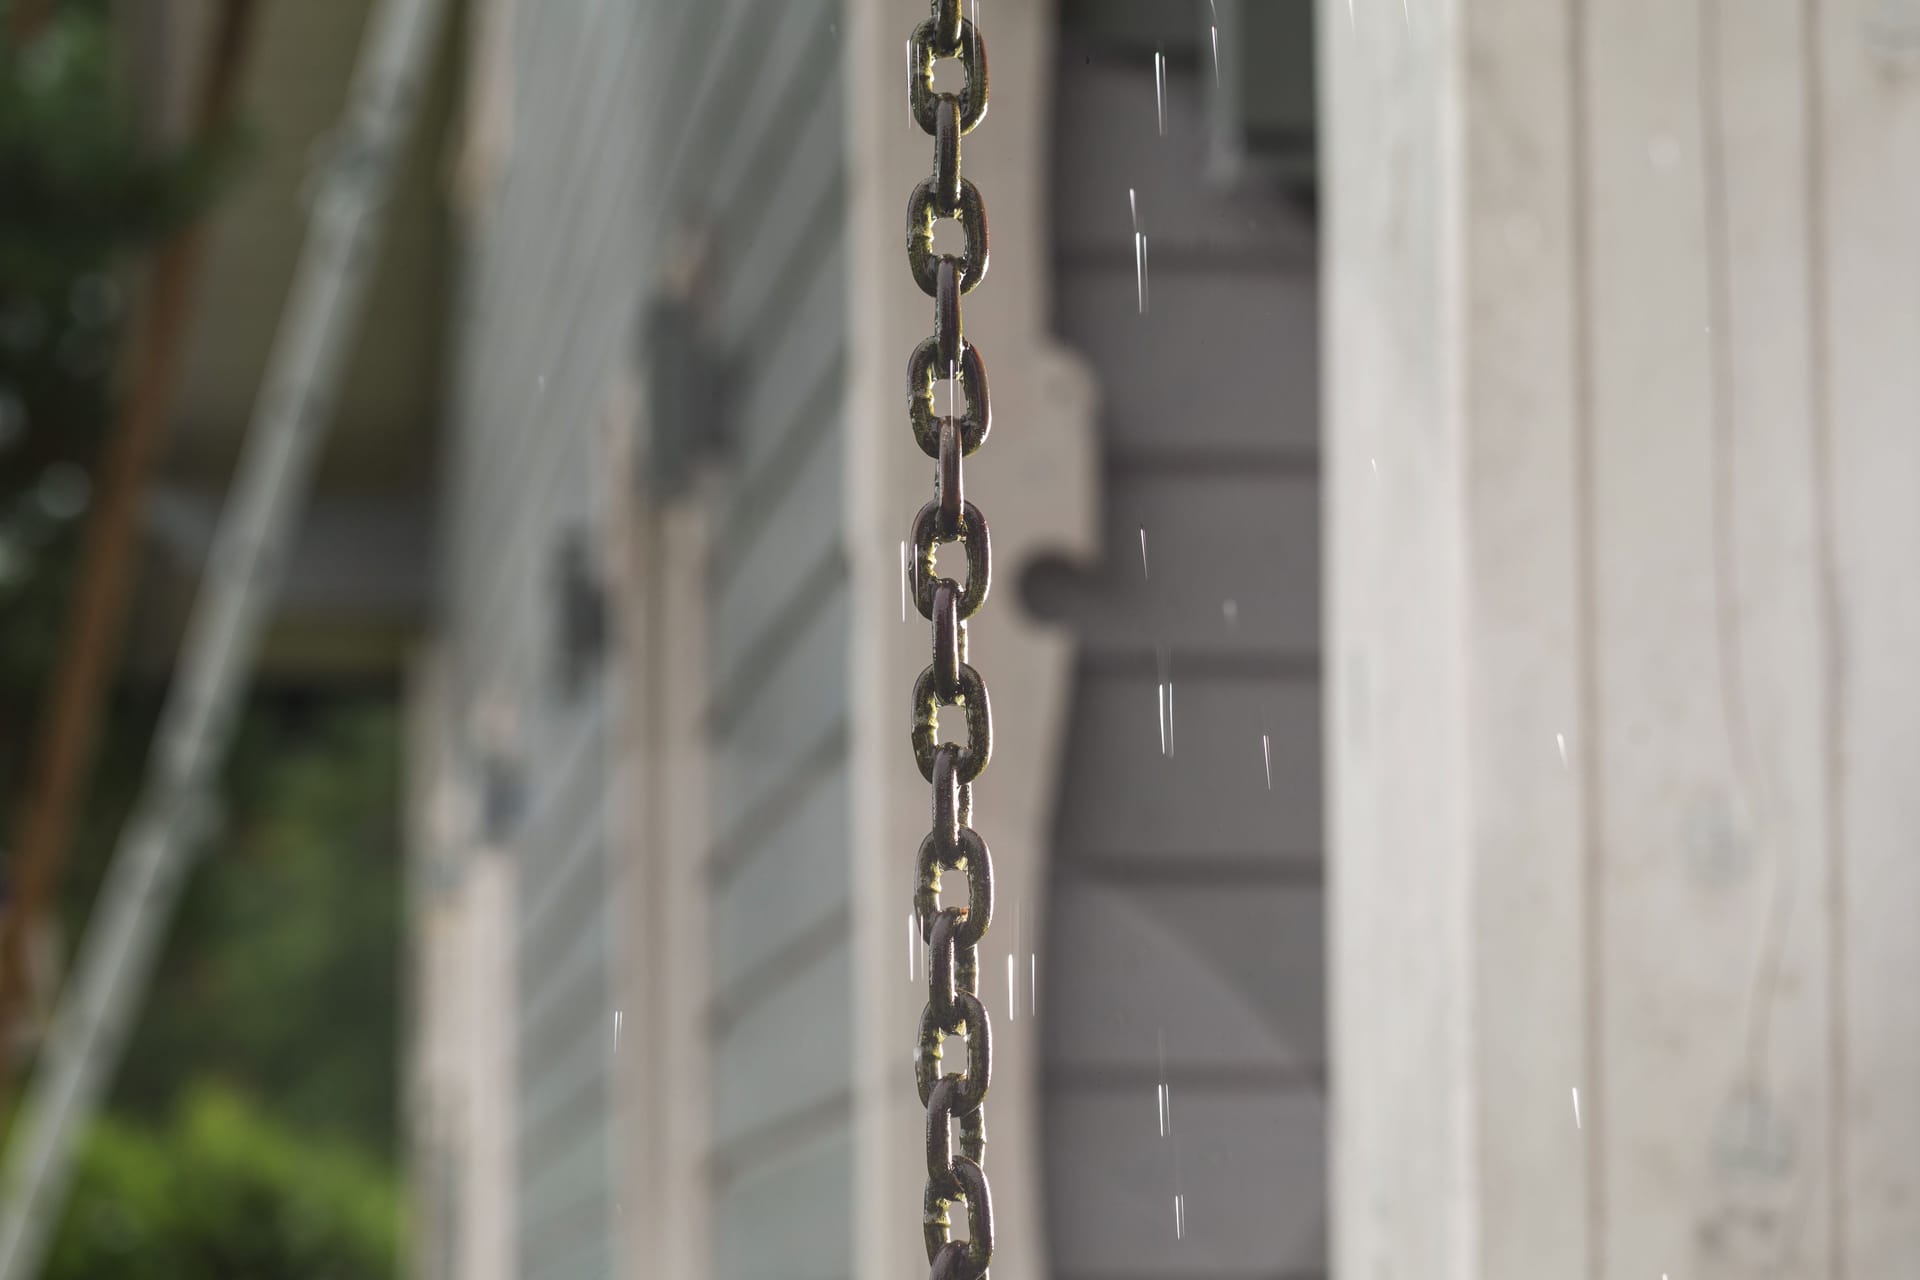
42,1084,401,1280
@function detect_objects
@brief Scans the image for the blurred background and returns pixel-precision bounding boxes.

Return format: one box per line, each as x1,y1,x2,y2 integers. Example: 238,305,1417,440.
0,1,1916,1279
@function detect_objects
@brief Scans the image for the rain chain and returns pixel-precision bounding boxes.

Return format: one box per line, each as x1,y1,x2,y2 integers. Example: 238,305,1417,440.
906,2,995,1277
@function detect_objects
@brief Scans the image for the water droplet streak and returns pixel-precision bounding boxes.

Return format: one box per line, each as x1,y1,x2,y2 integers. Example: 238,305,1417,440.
1154,50,1167,136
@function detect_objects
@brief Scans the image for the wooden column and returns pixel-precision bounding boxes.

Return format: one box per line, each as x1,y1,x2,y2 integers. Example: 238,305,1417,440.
1324,1,1920,1277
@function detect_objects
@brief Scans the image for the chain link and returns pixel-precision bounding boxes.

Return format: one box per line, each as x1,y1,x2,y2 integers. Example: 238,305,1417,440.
910,4,993,1277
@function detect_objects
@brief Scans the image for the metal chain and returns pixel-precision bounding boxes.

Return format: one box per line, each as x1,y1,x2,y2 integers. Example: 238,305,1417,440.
908,4,993,1278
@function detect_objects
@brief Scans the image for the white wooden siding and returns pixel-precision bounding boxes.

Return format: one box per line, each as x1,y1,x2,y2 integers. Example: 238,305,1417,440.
438,2,850,1275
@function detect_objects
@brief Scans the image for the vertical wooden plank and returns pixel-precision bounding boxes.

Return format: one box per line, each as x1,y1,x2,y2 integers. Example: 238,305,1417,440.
1322,0,1478,1274
1583,4,1721,1275
1587,1,1833,1275
1460,0,1592,1273
1700,4,1835,1274
1815,8,1920,1274
1582,4,1727,1278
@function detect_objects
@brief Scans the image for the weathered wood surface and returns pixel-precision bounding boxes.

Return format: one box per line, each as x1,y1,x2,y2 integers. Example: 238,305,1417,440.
1325,0,1920,1275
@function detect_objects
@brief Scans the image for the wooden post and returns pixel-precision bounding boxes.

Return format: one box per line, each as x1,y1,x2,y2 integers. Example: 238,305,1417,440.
1323,1,1920,1276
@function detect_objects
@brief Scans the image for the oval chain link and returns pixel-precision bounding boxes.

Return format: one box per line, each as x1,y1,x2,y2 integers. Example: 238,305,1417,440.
910,5,993,1278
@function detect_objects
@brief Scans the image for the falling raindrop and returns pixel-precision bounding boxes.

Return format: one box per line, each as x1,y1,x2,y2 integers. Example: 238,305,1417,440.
1572,1085,1583,1129
1128,190,1148,315
1157,683,1168,756
612,1009,624,1052
1262,733,1273,790
1556,732,1568,766
1139,527,1150,580
1154,50,1167,136
1209,26,1219,84
1140,233,1151,314
1157,1027,1170,1136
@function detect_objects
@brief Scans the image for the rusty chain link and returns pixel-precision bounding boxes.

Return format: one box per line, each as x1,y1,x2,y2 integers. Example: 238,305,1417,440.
908,4,993,1278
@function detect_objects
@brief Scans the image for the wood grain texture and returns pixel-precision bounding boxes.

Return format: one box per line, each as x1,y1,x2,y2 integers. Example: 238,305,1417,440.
1815,3,1920,1272
1328,0,1917,1275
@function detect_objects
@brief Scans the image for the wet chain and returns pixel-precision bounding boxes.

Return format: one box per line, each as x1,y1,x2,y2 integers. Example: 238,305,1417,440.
908,3,993,1278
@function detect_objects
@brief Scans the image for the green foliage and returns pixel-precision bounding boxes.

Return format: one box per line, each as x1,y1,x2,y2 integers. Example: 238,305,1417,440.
0,0,239,775
42,1083,401,1280
101,700,404,1155
0,0,233,284
0,11,404,1269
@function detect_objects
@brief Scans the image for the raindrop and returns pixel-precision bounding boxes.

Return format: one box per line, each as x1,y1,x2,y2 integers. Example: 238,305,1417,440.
612,1009,624,1052
1261,733,1272,790
1209,26,1219,84
1555,732,1568,766
1029,951,1037,1017
1174,1192,1186,1240
1154,50,1167,136
1138,527,1149,580
1156,1027,1170,1135
1571,1085,1583,1129
1135,230,1147,315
